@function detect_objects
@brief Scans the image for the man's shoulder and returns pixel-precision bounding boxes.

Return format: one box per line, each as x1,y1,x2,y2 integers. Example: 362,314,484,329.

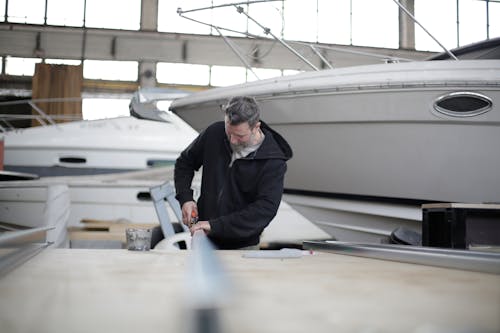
204,121,225,134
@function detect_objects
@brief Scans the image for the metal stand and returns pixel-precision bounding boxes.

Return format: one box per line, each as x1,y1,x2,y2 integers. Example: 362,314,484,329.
149,181,190,249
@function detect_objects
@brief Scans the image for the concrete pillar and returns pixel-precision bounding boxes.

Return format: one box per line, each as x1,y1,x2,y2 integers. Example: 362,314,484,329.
398,0,415,50
141,0,158,31
139,61,157,88
139,0,158,87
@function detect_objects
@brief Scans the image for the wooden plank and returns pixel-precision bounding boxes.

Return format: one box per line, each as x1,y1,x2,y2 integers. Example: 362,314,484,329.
31,63,83,127
0,249,498,333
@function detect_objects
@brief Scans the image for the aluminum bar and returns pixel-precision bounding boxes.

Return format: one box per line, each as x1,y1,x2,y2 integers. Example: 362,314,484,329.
235,5,319,71
303,240,500,274
392,0,458,60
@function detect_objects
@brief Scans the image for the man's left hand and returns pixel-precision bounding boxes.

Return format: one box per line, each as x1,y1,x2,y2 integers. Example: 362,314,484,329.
190,220,211,235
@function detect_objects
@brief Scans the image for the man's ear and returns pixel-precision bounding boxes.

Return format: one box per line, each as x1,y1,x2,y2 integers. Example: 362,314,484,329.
254,121,261,131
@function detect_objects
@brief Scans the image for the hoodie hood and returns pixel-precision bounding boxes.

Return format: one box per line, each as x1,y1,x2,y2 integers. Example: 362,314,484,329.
254,120,293,161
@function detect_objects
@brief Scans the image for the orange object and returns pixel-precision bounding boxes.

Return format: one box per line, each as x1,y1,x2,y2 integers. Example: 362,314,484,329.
191,210,198,224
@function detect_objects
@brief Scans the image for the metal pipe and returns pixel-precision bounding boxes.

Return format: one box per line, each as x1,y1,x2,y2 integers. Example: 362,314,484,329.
27,101,54,126
213,26,260,80
235,5,319,71
309,45,334,69
186,230,231,333
392,0,458,60
303,240,500,274
179,0,282,15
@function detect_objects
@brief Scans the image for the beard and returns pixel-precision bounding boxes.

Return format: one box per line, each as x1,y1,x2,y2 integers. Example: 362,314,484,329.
230,141,249,153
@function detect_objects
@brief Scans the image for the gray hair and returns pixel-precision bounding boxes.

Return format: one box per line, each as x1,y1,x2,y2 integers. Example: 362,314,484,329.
222,96,260,128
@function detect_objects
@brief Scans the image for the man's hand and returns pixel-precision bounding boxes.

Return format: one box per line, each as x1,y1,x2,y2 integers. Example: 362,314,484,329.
181,201,198,227
190,221,211,236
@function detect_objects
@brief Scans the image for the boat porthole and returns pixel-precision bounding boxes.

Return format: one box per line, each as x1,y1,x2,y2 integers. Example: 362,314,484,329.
433,91,492,117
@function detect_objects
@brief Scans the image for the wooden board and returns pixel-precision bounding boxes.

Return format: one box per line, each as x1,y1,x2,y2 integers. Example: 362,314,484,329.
68,219,159,245
0,249,498,333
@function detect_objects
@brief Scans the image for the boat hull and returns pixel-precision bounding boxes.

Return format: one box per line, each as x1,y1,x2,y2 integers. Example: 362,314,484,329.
3,116,198,177
170,60,500,241
170,60,500,204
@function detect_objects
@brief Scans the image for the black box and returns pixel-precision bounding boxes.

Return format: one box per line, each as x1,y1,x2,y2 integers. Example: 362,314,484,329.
422,203,500,249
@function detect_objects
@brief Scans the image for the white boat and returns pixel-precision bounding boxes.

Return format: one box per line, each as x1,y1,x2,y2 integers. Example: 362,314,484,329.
169,38,500,242
0,166,329,247
1,89,198,177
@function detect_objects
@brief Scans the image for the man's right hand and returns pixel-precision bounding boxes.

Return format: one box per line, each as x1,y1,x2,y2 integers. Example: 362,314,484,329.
181,201,198,227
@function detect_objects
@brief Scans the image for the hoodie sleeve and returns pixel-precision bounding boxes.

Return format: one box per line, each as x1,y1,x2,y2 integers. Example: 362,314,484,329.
174,129,205,206
208,158,286,241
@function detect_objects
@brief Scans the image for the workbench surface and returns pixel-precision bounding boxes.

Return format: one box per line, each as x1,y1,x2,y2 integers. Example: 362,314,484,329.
0,249,499,333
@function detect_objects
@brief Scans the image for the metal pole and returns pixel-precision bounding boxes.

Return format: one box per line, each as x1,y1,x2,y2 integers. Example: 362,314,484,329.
486,0,490,39
213,26,260,80
392,0,458,60
456,0,460,47
235,5,319,71
309,45,333,69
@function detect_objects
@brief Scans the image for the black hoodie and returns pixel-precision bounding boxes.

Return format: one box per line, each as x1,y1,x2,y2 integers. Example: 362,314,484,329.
174,120,293,249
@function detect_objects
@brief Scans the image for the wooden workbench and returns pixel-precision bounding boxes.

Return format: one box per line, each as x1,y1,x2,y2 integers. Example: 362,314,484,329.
0,249,499,333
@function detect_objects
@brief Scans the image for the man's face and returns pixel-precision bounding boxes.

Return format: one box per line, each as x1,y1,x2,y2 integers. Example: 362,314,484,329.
225,118,259,152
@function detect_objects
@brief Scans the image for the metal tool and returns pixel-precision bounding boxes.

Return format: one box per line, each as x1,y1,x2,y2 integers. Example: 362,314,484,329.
190,210,199,227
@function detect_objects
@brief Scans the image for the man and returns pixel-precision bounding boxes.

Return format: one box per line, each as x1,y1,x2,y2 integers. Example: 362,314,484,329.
174,96,293,249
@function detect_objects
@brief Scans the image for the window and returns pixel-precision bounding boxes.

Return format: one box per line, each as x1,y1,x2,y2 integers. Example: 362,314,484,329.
283,0,317,42
318,0,351,45
84,60,138,81
247,67,282,82
5,57,42,76
0,0,5,22
415,0,457,51
45,59,82,66
488,2,500,40
157,62,210,86
352,0,398,48
83,98,130,120
8,0,45,24
283,69,302,77
47,0,85,27
210,65,246,87
158,0,211,35
247,1,284,38
85,0,140,30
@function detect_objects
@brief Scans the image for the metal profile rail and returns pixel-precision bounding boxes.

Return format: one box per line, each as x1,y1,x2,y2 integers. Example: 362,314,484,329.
0,226,54,278
303,240,500,275
186,230,231,333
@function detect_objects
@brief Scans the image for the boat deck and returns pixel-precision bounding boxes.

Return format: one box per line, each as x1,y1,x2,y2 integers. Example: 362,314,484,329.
0,248,499,333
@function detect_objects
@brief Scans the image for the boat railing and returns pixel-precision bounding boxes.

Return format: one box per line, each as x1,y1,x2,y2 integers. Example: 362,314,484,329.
177,0,458,78
0,97,84,132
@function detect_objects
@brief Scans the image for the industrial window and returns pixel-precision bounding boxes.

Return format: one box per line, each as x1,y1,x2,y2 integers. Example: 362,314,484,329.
85,0,140,30
283,69,302,77
83,60,138,81
210,65,246,87
491,3,500,38
351,0,398,49
317,0,351,45
5,57,42,76
156,63,210,86
158,0,211,35
7,0,45,24
45,59,82,66
0,0,4,22
247,68,282,82
46,0,85,27
82,98,130,120
415,0,457,51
